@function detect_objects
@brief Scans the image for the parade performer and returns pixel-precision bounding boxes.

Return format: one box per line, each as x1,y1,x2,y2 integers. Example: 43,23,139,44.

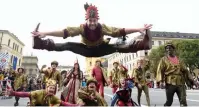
31,3,152,57
11,67,27,106
111,78,138,106
61,60,83,104
133,59,150,106
91,59,108,97
108,62,128,94
118,63,128,79
156,42,198,106
77,78,108,106
40,61,61,94
4,79,80,106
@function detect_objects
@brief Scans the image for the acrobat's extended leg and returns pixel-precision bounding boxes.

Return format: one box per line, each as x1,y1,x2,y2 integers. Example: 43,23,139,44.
33,37,93,57
115,29,152,53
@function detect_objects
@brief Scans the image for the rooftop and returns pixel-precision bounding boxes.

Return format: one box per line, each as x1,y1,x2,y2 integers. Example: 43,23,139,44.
0,30,25,46
21,63,39,69
23,56,38,61
150,31,199,39
57,65,73,68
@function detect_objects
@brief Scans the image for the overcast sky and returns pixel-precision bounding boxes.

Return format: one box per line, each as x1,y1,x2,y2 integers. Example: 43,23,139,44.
0,0,198,71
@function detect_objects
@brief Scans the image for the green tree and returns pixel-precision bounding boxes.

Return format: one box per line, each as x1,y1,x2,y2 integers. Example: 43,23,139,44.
149,40,199,76
148,45,165,76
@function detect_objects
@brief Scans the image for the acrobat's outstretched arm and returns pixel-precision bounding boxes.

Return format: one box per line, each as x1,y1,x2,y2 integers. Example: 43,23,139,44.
32,23,81,38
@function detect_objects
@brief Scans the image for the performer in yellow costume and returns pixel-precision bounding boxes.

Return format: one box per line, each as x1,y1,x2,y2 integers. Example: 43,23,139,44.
11,67,27,106
5,79,80,106
40,61,61,94
156,42,198,106
108,62,128,94
77,78,108,106
133,59,150,106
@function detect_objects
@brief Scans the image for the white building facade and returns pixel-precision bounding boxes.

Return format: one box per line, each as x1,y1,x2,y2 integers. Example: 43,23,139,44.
0,30,25,70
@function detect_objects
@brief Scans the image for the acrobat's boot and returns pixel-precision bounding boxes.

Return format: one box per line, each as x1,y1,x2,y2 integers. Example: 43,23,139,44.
32,37,55,51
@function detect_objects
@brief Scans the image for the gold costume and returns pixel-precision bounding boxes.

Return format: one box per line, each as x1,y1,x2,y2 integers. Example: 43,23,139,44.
65,24,124,47
40,68,62,89
133,60,150,106
156,56,193,85
30,90,61,106
77,87,108,106
11,71,27,90
156,56,194,106
119,65,128,79
108,68,120,86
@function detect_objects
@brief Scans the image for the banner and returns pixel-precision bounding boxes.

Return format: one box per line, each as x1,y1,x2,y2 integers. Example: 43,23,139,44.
12,56,18,70
0,53,9,69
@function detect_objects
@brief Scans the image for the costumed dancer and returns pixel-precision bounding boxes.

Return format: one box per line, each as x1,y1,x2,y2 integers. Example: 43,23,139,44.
32,3,152,57
91,59,108,98
61,60,83,104
4,79,80,106
11,67,28,106
111,78,138,106
133,59,150,106
156,42,198,106
108,62,128,94
118,63,128,79
40,61,61,94
76,78,108,106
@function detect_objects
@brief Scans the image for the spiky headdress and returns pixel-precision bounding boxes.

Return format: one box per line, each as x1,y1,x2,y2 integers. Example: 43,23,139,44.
84,2,99,20
46,79,56,87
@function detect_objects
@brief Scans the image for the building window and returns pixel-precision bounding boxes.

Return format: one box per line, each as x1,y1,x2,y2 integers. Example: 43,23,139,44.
158,41,162,45
90,62,92,66
152,41,154,45
19,59,21,66
129,55,131,61
13,43,15,49
10,55,13,63
17,45,19,51
20,48,22,53
145,51,148,56
8,39,10,46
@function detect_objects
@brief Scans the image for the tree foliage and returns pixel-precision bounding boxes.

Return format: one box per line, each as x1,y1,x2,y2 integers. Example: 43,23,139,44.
149,40,199,76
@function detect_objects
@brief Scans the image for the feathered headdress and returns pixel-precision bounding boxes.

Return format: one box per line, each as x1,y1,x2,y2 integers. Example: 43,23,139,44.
84,2,99,20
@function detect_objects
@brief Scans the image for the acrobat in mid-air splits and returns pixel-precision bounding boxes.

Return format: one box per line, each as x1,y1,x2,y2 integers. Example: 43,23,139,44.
32,3,152,57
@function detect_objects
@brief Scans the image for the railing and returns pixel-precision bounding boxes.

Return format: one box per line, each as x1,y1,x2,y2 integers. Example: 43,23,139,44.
0,80,13,99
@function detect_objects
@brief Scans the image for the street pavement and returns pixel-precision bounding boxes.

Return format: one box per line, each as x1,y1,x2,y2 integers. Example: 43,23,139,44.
0,88,199,106
104,87,199,106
